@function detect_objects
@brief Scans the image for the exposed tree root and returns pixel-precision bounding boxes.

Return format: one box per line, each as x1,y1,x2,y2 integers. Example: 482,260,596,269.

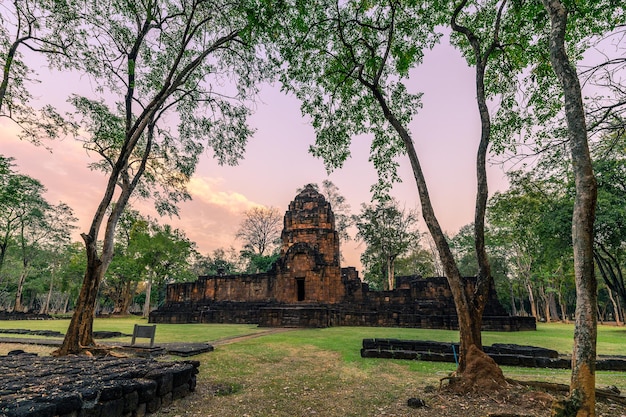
506,378,626,406
441,345,508,393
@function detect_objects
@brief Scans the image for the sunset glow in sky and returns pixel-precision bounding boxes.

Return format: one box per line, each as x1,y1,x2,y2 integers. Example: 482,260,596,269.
1,36,511,270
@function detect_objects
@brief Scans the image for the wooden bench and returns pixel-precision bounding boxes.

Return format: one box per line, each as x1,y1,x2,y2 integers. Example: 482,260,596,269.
131,324,156,347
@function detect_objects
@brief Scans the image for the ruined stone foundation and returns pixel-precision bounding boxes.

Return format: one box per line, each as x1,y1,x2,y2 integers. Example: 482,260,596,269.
150,185,535,331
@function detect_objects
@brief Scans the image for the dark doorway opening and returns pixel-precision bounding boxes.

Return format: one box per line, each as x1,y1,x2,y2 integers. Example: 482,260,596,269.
296,278,305,301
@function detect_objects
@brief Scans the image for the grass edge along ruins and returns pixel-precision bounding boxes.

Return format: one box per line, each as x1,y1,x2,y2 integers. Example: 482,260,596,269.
151,185,535,331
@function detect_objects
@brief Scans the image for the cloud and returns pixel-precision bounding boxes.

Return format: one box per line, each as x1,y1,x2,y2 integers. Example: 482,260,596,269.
186,176,261,214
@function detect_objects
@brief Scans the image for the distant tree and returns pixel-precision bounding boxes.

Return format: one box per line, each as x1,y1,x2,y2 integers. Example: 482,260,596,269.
592,134,626,312
54,242,86,314
299,180,353,260
394,243,436,278
57,0,270,355
39,241,78,315
355,199,419,290
488,169,574,321
192,247,244,276
0,157,47,283
236,206,282,257
131,222,195,317
14,202,76,312
103,209,149,315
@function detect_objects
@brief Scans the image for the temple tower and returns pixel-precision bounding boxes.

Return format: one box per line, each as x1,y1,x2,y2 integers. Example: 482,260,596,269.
273,184,344,303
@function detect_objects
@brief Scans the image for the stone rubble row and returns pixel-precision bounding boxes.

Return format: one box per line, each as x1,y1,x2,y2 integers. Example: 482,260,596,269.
0,351,199,417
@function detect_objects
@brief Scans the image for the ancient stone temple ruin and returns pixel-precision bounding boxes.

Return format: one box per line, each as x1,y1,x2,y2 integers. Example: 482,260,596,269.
150,185,535,331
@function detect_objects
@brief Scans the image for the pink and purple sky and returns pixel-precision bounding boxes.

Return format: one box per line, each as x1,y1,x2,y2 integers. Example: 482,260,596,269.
1,37,510,270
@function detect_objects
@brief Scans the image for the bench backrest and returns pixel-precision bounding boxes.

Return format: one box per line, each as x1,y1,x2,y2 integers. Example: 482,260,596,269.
131,324,156,347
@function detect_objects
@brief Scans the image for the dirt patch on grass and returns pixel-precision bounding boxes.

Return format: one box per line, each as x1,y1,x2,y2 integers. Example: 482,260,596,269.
150,342,625,417
0,343,56,356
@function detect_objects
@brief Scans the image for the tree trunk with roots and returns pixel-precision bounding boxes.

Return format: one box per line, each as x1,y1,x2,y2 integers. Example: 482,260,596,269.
57,233,110,354
370,87,501,383
542,1,598,415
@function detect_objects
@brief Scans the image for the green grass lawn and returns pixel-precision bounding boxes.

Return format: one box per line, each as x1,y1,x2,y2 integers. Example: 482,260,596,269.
0,316,264,344
0,318,624,390
1,319,624,416
0,318,623,356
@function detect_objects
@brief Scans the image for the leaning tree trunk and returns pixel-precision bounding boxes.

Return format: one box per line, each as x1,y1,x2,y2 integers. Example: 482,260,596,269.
41,274,54,315
542,1,598,415
526,278,538,319
57,118,153,355
370,86,483,374
13,269,28,313
607,288,622,326
57,234,107,354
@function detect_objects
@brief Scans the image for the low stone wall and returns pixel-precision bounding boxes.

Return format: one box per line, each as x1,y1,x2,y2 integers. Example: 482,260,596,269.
360,339,626,371
0,311,52,320
0,351,199,417
153,301,536,331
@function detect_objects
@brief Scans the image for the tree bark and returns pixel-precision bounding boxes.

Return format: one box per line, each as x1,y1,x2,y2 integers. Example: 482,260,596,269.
41,273,54,315
607,288,622,325
368,85,478,373
13,269,27,313
143,275,153,318
509,280,517,316
542,1,598,415
57,234,106,354
549,291,560,321
450,0,507,348
558,290,568,323
526,280,538,319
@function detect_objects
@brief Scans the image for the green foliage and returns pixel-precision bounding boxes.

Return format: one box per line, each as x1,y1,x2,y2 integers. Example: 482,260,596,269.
393,246,436,277
355,198,420,290
191,247,246,276
0,0,77,143
0,155,77,307
273,0,444,198
241,252,280,274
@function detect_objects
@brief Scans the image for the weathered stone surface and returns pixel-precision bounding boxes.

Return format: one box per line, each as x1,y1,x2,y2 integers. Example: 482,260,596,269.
0,352,199,417
151,185,535,332
361,339,626,371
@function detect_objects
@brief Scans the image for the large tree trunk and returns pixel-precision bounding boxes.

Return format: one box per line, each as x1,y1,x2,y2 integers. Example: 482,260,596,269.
57,234,107,354
370,87,485,375
542,1,598,415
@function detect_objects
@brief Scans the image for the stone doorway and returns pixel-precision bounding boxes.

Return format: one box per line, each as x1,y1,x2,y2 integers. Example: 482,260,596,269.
296,278,305,301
